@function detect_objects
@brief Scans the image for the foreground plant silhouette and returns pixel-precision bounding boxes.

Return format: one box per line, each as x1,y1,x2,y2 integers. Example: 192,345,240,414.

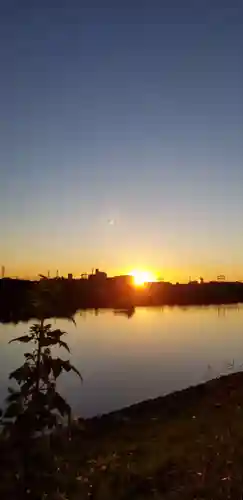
1,280,82,498
4,320,81,436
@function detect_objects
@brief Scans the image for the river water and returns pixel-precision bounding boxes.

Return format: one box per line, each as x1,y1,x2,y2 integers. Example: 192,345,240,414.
0,305,243,417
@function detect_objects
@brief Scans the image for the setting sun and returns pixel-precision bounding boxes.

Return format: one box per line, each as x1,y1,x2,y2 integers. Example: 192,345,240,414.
129,270,157,286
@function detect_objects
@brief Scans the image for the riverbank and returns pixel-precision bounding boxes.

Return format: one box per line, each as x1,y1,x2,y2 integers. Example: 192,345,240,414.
2,371,243,498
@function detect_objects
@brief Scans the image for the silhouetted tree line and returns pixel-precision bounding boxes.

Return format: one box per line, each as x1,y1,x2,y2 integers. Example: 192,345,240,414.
1,278,243,322
138,281,243,307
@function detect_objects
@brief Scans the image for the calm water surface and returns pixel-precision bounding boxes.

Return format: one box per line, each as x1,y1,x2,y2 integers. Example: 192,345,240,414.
0,306,243,417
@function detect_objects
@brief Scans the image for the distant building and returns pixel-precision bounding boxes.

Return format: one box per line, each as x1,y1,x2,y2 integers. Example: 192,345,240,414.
88,269,107,282
217,275,226,282
80,273,88,279
108,275,133,285
68,273,73,280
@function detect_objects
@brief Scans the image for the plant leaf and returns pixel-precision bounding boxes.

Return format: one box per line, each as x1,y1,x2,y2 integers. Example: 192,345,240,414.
29,324,41,334
4,401,22,419
41,338,59,347
24,352,35,361
70,363,82,380
43,324,52,331
62,360,82,380
9,335,32,344
9,363,33,384
58,340,70,353
47,329,65,339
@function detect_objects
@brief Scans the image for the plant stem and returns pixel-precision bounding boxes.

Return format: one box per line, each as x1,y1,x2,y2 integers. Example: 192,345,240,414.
36,318,44,394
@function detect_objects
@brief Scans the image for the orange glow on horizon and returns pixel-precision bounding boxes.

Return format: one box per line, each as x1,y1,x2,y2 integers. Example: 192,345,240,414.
129,269,157,286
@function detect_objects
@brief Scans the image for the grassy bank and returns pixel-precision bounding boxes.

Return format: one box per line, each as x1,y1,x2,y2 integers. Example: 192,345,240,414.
2,372,243,499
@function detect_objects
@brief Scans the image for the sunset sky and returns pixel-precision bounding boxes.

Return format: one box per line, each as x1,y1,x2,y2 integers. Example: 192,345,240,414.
0,1,242,282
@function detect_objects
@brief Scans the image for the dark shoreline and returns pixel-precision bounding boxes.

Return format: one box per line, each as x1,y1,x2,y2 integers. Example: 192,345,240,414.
1,277,243,324
83,370,243,425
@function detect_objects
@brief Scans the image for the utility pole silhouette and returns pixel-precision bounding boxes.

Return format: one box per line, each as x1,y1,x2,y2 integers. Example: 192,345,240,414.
1,265,5,279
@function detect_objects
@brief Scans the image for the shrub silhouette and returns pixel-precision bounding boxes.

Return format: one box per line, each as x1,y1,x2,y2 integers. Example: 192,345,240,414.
3,320,81,437
1,279,82,498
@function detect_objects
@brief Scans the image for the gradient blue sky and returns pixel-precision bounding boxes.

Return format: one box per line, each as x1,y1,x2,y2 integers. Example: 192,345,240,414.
0,1,242,281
